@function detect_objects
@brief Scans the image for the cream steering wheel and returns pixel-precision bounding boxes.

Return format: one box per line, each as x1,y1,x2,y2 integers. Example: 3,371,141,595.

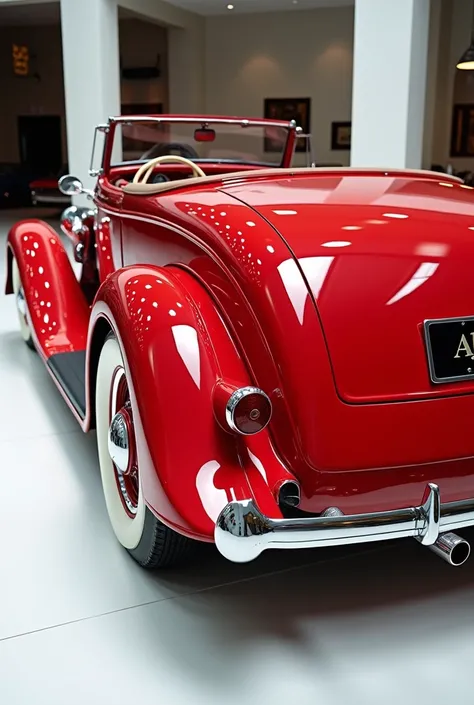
133,155,206,184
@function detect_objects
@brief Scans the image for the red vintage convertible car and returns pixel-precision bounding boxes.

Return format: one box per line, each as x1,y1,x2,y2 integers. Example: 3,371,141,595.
6,114,474,569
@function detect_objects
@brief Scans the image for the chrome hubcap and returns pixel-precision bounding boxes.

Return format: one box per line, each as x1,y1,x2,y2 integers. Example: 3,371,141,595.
108,411,130,475
108,368,139,517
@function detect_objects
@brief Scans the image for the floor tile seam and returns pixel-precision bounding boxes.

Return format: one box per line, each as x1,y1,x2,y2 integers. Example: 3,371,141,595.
0,544,382,644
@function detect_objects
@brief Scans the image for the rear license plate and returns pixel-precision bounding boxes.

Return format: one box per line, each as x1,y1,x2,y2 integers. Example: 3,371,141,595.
424,316,474,383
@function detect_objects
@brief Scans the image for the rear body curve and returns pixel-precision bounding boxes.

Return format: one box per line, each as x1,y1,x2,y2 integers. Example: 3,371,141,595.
129,169,474,515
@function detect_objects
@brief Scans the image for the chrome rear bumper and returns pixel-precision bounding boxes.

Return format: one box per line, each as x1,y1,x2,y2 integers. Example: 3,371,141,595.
214,483,474,563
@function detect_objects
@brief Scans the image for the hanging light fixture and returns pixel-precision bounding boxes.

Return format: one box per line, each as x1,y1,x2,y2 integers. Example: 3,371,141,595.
457,0,474,69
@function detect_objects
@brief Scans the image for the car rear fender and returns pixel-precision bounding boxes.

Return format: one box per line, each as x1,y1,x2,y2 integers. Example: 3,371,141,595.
5,219,89,357
87,264,294,540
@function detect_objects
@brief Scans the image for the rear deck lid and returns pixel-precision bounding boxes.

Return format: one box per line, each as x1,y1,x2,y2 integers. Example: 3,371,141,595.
223,171,474,402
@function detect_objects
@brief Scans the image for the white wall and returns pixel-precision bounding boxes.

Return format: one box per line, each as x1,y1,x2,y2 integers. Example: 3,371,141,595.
205,7,354,166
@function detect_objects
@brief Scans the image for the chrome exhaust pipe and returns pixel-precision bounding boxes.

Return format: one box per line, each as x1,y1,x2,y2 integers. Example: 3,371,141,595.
429,532,471,566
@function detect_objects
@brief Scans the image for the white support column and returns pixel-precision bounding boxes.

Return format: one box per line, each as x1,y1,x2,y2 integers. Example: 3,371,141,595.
350,0,430,168
60,0,121,198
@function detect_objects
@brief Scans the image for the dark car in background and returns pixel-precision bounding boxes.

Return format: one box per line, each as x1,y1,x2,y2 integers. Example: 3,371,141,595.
0,164,33,209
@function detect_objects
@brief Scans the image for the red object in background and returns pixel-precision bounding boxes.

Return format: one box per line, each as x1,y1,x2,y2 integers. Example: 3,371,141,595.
6,114,474,568
29,178,71,206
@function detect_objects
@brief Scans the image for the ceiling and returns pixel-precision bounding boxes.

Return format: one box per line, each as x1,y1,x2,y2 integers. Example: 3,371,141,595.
0,0,354,26
166,0,354,14
0,1,59,26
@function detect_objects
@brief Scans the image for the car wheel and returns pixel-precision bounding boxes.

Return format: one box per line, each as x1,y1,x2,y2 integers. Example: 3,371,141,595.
11,256,35,350
95,333,191,568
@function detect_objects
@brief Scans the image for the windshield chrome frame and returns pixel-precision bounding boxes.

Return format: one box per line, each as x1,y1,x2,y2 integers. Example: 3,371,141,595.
98,115,302,175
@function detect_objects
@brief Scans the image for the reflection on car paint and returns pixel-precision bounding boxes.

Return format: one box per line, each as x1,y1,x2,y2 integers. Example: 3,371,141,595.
172,324,201,389
386,262,440,306
195,460,229,523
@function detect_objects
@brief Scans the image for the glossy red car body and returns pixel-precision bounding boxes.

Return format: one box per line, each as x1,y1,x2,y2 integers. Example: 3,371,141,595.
6,114,474,564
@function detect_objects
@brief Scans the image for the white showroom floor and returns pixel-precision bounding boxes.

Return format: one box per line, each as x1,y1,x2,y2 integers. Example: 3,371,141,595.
1,209,474,704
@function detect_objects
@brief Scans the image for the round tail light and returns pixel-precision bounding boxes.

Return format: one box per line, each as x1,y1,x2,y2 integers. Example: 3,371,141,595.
226,386,272,435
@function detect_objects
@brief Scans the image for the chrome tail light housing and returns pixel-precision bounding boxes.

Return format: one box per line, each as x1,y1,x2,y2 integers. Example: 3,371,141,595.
214,382,272,435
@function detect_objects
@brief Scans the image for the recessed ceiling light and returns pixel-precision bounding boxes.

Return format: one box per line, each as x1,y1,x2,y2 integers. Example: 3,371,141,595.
292,0,298,4
227,3,234,9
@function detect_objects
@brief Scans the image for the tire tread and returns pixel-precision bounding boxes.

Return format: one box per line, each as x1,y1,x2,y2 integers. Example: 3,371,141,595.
130,508,192,569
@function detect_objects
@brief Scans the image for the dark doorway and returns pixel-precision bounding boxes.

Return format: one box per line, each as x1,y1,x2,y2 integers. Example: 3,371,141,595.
17,115,62,176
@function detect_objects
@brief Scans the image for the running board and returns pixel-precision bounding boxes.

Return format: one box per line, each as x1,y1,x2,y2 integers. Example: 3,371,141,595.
47,351,87,420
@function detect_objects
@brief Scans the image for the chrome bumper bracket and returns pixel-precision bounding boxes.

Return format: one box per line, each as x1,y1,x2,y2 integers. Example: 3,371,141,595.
214,483,474,563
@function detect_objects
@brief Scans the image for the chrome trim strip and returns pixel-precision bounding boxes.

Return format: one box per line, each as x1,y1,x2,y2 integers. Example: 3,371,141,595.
89,124,108,177
99,207,222,268
214,483,474,563
108,116,297,129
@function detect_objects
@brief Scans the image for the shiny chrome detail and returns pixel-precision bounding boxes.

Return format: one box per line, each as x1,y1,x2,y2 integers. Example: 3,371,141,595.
61,206,92,232
321,507,344,518
429,532,470,566
225,386,272,435
60,205,95,262
424,316,474,384
58,174,83,195
214,483,474,563
89,124,108,177
418,482,440,545
60,205,94,229
108,407,137,516
58,174,94,199
108,367,138,516
74,242,85,262
108,411,130,475
108,115,299,129
278,480,301,508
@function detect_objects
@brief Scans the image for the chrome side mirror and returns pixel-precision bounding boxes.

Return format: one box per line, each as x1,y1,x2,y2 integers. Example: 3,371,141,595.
58,174,94,199
58,174,83,195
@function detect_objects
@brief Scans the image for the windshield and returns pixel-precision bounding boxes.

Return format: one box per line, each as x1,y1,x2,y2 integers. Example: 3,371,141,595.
113,120,291,167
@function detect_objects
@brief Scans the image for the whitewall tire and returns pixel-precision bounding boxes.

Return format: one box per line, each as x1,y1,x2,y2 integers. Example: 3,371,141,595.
95,333,191,568
11,256,35,350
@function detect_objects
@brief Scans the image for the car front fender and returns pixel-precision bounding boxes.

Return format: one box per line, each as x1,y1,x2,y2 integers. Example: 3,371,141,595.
88,264,293,541
6,219,89,357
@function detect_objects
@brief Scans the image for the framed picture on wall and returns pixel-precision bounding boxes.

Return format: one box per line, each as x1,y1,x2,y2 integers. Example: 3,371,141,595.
263,97,311,152
331,121,351,150
451,104,474,157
